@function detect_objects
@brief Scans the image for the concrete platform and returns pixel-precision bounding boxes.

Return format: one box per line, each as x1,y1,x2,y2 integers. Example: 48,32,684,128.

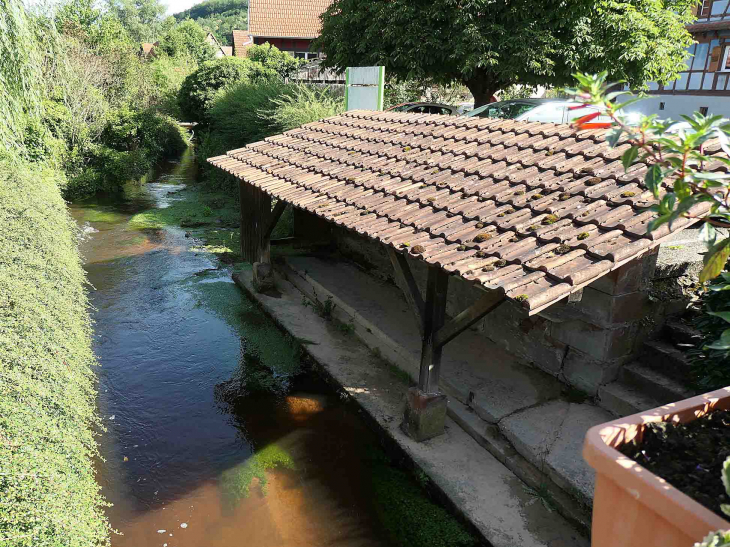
280,254,614,529
233,267,589,547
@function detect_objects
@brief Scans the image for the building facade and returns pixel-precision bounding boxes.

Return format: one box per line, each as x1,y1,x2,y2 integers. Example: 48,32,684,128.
630,1,730,119
246,0,331,60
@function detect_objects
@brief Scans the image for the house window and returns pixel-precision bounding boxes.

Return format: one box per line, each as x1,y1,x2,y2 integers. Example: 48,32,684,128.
700,106,710,115
688,72,703,89
659,102,665,111
712,0,729,16
721,46,730,72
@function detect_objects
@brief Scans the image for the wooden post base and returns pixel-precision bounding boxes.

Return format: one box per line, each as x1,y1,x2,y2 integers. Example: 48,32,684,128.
401,387,447,442
252,262,275,292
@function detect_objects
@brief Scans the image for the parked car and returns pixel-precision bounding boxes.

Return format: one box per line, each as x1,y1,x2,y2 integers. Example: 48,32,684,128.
386,102,458,115
463,98,612,124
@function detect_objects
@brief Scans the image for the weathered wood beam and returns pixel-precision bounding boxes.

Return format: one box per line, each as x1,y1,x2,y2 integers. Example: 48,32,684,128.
432,290,505,350
387,247,425,336
263,200,288,241
418,266,449,393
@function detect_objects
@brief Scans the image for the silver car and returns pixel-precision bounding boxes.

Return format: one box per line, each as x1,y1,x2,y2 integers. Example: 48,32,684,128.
464,98,611,124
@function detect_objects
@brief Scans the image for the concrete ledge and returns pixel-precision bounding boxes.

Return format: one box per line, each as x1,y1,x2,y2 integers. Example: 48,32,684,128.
233,268,588,547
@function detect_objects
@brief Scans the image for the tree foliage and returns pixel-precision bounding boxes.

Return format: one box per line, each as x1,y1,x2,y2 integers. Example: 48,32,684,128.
178,56,277,122
104,0,167,42
173,0,248,45
316,0,696,106
157,18,217,63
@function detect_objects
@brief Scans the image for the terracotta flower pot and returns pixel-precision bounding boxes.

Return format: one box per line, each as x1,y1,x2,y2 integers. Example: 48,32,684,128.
583,386,730,547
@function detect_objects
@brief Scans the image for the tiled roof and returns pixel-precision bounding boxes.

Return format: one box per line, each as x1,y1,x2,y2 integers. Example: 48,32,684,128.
248,0,330,38
208,111,712,314
232,30,253,57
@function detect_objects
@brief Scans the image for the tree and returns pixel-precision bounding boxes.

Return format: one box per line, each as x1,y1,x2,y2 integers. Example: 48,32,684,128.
105,0,167,42
157,19,216,63
316,0,696,107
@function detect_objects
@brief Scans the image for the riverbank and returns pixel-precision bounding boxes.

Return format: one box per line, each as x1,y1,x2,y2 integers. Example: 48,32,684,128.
0,161,110,545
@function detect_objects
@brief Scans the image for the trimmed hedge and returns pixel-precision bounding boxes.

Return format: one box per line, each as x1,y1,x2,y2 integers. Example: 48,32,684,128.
0,161,110,546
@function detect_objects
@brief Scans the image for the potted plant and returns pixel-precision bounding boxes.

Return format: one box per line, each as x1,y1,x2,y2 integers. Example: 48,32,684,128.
584,387,730,547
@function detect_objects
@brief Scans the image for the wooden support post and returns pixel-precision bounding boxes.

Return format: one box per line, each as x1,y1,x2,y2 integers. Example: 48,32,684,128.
418,265,449,393
387,248,425,336
432,290,505,349
239,181,273,264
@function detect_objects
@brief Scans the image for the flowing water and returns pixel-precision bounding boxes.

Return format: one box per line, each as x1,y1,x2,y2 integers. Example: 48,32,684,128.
70,149,394,547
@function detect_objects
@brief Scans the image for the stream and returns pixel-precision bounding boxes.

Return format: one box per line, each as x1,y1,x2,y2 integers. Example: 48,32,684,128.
69,149,396,547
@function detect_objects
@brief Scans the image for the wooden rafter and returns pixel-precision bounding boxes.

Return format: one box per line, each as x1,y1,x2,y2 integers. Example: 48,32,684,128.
432,290,505,350
264,200,288,241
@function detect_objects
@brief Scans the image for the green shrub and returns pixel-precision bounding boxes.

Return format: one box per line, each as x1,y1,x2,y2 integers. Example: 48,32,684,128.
261,84,344,132
0,160,110,546
246,43,303,79
199,79,291,190
178,57,278,123
65,108,189,199
689,274,730,391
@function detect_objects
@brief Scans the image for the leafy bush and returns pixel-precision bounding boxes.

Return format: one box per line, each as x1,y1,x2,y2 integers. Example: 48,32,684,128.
199,79,290,190
261,84,344,132
246,43,303,79
689,276,730,391
178,57,277,122
65,108,188,198
0,160,110,546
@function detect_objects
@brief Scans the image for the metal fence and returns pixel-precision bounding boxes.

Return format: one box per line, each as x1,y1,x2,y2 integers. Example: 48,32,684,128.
289,60,346,84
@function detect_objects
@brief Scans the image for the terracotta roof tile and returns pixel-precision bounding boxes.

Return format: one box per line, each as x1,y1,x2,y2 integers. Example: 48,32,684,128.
248,0,330,38
209,110,712,315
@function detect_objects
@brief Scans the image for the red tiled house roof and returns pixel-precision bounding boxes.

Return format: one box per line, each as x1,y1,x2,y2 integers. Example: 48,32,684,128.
248,0,331,38
208,111,712,315
232,30,253,57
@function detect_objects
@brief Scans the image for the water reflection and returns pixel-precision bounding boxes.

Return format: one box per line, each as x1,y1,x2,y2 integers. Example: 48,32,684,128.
72,151,391,546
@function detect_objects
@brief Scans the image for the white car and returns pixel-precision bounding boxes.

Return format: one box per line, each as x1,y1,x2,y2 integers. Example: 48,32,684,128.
464,99,612,124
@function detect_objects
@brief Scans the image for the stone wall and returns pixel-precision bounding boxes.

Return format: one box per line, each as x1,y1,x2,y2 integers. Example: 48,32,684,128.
332,225,664,396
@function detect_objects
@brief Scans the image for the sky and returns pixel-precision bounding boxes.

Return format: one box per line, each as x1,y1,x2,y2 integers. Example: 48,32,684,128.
164,0,201,15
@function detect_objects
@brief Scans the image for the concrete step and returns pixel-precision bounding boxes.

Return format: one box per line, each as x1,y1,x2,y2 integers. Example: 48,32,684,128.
234,267,589,547
278,254,601,527
619,362,695,404
597,380,663,417
639,339,693,383
663,319,702,349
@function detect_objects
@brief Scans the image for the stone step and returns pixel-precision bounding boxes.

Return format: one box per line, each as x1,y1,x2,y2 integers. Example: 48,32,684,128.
278,254,595,529
597,380,663,417
619,362,695,405
639,339,693,383
663,319,702,348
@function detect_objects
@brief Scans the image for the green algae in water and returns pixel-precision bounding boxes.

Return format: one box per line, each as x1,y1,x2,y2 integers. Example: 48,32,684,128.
81,208,128,224
220,444,296,503
367,448,477,547
190,278,301,391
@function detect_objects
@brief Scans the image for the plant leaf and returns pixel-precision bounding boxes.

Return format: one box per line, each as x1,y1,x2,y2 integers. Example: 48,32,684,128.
701,239,730,283
708,313,730,324
621,147,638,171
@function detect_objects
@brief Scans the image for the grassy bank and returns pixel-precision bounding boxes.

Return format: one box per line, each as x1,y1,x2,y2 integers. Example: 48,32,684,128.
0,161,109,546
